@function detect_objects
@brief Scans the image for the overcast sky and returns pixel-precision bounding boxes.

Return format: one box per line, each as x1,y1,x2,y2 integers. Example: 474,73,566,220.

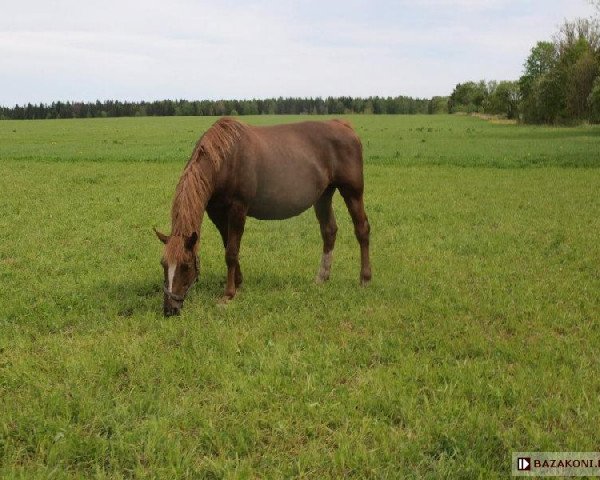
1,0,596,106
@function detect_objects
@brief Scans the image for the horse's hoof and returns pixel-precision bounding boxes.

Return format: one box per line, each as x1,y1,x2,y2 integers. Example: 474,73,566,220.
217,297,230,306
315,274,328,284
360,278,371,287
218,292,235,305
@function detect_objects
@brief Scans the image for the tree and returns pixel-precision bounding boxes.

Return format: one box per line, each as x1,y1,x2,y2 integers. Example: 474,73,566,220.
565,41,599,118
448,81,488,113
487,81,520,118
429,96,449,114
519,41,558,100
555,18,600,55
239,100,258,115
536,71,566,123
517,11,600,124
589,76,600,122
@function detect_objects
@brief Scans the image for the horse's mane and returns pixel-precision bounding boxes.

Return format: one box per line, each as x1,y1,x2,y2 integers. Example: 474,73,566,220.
166,118,246,260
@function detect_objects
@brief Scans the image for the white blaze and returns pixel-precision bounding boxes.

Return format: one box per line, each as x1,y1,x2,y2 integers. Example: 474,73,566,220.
168,263,176,293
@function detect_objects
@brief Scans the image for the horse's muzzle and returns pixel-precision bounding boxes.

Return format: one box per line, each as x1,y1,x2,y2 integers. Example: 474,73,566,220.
164,302,182,317
163,284,186,317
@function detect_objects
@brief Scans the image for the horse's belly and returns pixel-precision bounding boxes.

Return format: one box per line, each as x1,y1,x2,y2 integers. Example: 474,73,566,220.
248,165,328,220
248,206,308,220
247,193,317,220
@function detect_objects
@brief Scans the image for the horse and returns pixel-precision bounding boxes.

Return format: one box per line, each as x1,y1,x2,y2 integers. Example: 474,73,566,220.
154,117,371,316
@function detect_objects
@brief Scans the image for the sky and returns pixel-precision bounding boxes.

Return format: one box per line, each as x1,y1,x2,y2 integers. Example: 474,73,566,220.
1,0,597,106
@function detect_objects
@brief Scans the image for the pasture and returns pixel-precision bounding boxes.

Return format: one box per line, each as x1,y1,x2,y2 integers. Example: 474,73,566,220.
1,114,599,478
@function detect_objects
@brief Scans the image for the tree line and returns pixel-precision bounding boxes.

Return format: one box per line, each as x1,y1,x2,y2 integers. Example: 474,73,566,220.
0,95,449,120
449,15,600,124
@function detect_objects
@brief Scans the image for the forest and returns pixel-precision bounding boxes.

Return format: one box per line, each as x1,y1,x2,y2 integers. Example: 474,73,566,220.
0,96,440,120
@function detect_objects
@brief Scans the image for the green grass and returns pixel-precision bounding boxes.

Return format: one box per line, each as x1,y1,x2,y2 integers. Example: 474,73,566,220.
1,115,599,478
2,114,600,167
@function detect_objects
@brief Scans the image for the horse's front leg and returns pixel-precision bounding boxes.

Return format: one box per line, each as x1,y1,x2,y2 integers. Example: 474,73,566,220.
207,204,243,288
222,202,247,301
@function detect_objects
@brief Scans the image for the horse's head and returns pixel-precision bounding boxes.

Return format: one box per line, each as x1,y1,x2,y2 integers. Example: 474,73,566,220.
154,228,199,316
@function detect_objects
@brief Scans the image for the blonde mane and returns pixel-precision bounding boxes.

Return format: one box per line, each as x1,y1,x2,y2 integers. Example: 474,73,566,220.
165,117,247,263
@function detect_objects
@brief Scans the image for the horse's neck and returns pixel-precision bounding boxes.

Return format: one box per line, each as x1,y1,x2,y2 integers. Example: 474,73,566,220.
170,158,214,237
171,208,205,238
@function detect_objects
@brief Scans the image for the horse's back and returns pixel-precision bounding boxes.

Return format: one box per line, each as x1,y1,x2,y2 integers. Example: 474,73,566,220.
249,119,363,176
220,119,363,220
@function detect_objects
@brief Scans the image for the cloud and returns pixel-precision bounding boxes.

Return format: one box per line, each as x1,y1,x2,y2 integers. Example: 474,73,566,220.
0,0,596,105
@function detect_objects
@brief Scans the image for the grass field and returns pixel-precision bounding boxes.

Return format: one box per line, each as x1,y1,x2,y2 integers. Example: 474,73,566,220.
1,115,599,478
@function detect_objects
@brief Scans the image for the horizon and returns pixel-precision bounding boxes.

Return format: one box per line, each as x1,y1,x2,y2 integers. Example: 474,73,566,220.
1,0,596,106
3,94,438,110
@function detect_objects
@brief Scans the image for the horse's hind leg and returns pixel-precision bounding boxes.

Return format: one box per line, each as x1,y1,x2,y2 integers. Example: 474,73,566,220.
340,186,372,286
314,186,338,284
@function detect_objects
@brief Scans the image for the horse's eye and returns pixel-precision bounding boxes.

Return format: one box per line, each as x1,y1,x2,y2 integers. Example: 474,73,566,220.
180,264,189,273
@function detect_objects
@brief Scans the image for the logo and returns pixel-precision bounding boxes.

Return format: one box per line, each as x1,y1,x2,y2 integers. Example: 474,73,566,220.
518,457,531,471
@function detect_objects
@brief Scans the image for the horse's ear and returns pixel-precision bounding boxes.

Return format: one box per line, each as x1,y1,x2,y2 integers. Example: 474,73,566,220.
185,231,198,251
154,227,169,244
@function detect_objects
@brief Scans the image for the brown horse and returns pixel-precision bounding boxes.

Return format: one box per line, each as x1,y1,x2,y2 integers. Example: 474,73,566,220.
155,117,371,316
